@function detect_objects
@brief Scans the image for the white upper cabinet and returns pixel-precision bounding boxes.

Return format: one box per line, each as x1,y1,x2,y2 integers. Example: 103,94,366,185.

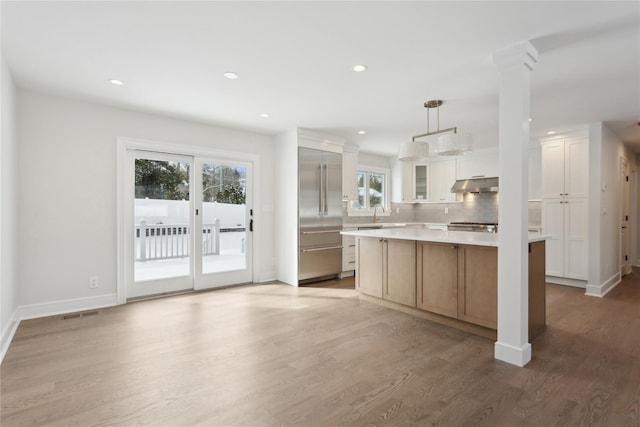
541,137,587,199
429,159,457,202
342,148,358,201
414,163,429,201
457,147,498,180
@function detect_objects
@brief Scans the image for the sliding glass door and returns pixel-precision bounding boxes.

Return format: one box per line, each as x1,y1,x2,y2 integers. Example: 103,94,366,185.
124,149,253,299
194,158,252,288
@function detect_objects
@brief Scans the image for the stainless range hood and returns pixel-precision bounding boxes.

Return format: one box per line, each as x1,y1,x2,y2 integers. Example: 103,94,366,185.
451,177,499,194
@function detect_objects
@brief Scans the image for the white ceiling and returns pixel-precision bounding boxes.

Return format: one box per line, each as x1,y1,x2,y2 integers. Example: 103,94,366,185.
2,1,639,156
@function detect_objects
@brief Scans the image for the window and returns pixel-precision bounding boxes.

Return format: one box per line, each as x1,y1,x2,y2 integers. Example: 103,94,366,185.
354,167,389,212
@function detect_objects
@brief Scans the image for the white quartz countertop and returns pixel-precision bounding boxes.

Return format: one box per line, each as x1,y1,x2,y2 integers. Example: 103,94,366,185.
341,228,549,247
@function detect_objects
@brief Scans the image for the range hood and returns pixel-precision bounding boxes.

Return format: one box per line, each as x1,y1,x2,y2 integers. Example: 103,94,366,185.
451,177,499,194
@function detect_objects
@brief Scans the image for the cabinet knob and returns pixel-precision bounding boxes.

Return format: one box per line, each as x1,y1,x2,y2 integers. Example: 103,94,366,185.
451,245,458,249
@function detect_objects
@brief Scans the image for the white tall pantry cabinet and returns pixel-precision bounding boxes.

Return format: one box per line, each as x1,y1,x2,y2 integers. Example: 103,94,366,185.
541,137,588,283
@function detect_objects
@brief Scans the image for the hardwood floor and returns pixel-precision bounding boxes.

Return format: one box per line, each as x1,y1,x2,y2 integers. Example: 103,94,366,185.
2,272,639,426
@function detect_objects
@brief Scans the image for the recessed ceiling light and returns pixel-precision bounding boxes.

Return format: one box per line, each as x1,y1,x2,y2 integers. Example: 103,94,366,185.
223,72,239,80
546,131,556,135
357,130,367,135
528,118,533,122
259,113,270,118
109,79,124,86
352,64,367,72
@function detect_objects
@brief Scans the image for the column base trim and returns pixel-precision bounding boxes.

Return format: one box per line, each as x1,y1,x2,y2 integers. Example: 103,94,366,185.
585,272,621,298
494,341,531,367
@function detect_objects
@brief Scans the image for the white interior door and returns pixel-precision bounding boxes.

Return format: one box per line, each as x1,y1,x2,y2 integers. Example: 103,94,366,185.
194,158,253,289
126,150,195,299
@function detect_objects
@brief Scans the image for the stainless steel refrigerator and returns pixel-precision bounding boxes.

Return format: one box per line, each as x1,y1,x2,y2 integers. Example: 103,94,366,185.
298,147,343,283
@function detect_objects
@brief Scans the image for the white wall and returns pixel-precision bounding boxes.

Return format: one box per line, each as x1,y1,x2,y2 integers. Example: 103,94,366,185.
1,55,19,358
17,90,276,307
274,129,298,285
358,152,391,170
588,122,636,295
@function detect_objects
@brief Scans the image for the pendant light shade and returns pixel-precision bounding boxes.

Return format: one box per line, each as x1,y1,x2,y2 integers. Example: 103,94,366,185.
433,132,473,156
402,100,473,160
398,140,429,161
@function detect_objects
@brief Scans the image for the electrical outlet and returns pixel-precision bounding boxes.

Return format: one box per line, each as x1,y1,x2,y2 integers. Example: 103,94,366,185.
444,207,449,214
89,276,99,289
396,207,400,214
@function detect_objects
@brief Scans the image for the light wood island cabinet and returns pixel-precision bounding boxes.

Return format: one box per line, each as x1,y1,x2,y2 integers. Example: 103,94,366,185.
356,237,416,306
417,241,458,318
348,228,547,341
356,237,383,298
384,239,416,306
417,243,498,329
457,245,498,329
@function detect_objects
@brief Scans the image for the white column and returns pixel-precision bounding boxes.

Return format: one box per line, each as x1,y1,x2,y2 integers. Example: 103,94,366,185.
493,42,538,367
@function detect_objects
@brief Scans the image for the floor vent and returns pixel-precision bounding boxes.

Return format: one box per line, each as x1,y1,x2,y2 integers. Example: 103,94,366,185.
82,311,99,317
62,313,81,320
62,311,99,320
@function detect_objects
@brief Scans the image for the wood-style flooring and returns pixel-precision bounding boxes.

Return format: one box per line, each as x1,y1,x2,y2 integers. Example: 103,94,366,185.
2,272,639,426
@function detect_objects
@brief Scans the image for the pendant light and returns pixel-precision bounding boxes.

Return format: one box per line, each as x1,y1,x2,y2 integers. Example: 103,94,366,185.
400,100,472,160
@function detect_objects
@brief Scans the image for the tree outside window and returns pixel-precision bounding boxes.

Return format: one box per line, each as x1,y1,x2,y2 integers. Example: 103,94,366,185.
356,169,386,209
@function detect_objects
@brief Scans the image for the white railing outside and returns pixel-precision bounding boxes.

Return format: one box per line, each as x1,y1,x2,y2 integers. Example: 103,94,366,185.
136,219,226,261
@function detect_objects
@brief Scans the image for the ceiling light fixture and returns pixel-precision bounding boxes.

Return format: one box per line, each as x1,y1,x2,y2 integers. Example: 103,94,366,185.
352,64,367,72
547,130,556,135
109,79,124,86
357,130,367,135
259,113,270,118
223,72,239,79
399,100,472,161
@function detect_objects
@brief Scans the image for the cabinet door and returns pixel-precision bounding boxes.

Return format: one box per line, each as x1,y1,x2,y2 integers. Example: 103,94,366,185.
416,241,458,317
564,138,588,198
383,239,416,307
457,245,497,329
541,140,565,199
542,199,564,277
414,163,428,200
442,160,457,202
564,198,588,279
356,237,383,297
457,147,498,180
429,160,456,202
401,161,415,202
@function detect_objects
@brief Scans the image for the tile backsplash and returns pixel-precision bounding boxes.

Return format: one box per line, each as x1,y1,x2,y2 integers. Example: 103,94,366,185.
344,194,542,226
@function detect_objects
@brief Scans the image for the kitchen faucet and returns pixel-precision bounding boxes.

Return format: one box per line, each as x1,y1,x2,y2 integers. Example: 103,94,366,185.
372,204,385,223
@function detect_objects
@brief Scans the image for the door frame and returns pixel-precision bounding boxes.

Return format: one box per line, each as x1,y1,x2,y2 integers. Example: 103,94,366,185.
116,137,261,305
619,156,631,276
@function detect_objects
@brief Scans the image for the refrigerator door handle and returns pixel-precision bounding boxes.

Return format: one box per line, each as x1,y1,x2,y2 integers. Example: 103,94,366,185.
301,246,343,253
317,164,323,215
323,163,328,215
301,230,342,235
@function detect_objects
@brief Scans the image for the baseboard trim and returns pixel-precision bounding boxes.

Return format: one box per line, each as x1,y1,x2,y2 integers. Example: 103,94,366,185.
17,294,119,321
494,341,532,367
1,309,20,364
258,271,277,283
545,276,587,288
585,273,621,298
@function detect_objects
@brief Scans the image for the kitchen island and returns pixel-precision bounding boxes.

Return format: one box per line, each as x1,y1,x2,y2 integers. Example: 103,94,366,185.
341,228,548,340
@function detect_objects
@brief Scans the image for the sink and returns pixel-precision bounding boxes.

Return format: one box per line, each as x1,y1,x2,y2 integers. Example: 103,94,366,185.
355,223,407,230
